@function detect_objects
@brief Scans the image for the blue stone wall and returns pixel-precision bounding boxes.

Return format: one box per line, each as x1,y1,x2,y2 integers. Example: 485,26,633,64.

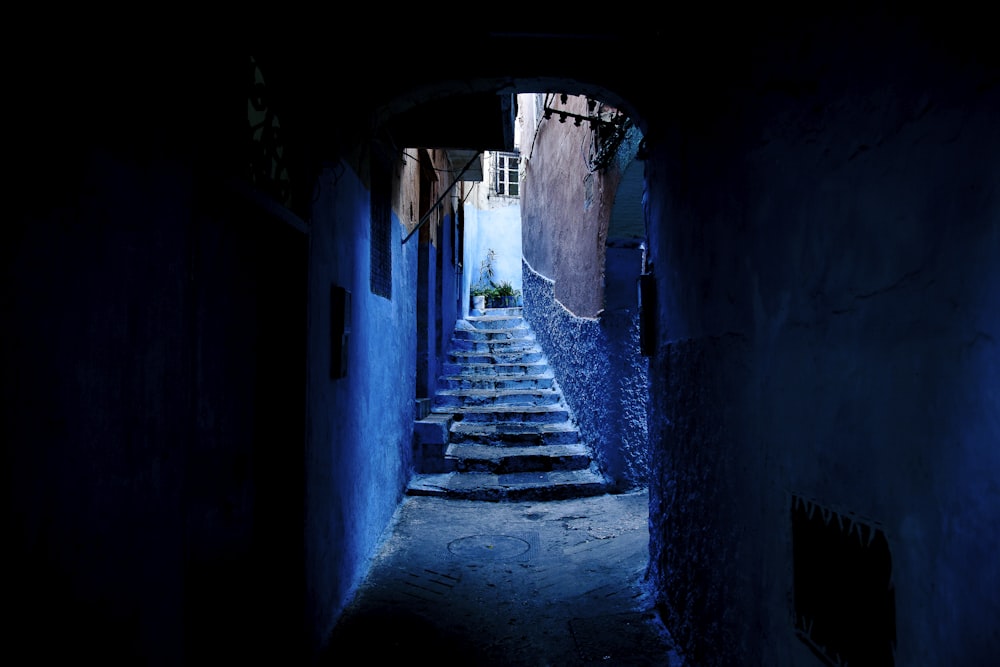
438,209,461,386
305,163,418,653
643,31,1000,665
523,260,649,490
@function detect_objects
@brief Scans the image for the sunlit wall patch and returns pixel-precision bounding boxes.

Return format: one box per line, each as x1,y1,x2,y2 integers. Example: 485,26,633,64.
790,494,897,666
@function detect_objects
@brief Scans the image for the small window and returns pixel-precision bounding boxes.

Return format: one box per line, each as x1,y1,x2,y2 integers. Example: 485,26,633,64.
495,152,520,197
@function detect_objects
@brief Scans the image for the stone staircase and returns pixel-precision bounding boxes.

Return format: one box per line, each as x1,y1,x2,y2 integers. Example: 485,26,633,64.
408,307,611,501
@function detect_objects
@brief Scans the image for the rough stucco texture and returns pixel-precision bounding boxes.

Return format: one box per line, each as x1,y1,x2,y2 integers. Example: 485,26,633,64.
523,260,649,490
647,333,756,666
643,32,1000,666
306,164,418,655
520,94,613,318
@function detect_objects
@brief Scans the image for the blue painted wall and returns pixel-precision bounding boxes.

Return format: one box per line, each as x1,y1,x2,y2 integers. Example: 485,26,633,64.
437,209,462,391
305,163,417,653
523,260,650,490
643,29,1000,665
462,198,522,316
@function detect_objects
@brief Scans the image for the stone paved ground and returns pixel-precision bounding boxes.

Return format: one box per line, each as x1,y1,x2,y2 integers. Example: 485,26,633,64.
322,490,686,666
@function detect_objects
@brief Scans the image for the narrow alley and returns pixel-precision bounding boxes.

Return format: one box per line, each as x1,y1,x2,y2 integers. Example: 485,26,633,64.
5,20,999,667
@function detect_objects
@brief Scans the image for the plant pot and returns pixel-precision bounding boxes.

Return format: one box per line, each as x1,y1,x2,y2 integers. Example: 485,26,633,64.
472,295,486,311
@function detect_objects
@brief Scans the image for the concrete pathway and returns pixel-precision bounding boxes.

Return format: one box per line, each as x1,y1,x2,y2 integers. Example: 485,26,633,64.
322,490,686,666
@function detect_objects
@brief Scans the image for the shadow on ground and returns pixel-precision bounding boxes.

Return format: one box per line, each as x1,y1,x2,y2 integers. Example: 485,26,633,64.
319,490,685,666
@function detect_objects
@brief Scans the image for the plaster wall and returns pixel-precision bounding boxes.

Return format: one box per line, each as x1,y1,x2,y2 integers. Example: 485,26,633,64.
396,148,461,401
305,159,418,655
461,180,522,315
519,93,650,490
523,261,650,489
427,151,463,392
643,34,1000,666
428,204,462,393
521,94,615,318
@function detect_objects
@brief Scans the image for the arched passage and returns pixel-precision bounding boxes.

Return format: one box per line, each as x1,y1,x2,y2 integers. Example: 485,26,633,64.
4,23,998,665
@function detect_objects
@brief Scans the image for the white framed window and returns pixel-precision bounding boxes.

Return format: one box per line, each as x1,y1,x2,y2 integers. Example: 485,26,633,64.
494,151,520,197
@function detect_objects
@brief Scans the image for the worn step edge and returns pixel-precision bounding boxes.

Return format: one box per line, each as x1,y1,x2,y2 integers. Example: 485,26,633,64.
442,362,552,374
448,426,581,446
433,392,562,408
406,468,611,502
449,421,579,434
446,443,592,473
438,371,555,381
437,404,570,415
434,387,561,397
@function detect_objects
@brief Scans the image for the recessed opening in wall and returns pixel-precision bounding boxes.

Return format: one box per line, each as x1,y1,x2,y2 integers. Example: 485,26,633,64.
791,495,897,666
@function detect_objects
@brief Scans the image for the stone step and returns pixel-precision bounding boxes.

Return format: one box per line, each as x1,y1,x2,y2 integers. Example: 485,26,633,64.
450,337,538,352
478,306,523,315
448,421,581,446
452,327,532,342
445,443,592,473
406,466,612,502
442,361,551,377
432,388,562,408
435,404,571,424
467,316,526,330
438,374,557,391
448,350,547,365
410,311,608,502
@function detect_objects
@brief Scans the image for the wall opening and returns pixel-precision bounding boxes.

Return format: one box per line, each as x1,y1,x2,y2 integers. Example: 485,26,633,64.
791,495,897,666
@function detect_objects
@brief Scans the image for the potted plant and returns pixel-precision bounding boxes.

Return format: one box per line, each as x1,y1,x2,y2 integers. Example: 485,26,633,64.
494,280,520,308
471,249,498,310
470,283,489,311
482,283,500,308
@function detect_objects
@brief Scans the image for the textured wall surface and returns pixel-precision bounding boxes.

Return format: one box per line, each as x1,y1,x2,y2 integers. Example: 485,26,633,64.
306,164,418,654
643,23,1000,665
523,260,649,490
520,94,620,318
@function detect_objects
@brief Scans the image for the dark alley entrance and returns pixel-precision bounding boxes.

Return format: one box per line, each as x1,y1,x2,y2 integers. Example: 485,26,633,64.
6,21,999,666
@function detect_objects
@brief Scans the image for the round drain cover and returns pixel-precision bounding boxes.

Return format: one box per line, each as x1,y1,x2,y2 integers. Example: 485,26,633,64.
448,534,530,560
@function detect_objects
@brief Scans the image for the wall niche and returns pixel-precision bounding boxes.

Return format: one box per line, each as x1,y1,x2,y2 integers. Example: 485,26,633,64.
791,495,897,666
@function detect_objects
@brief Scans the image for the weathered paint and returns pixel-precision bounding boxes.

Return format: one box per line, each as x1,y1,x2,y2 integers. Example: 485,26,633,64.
643,25,1000,664
519,92,651,491
305,162,418,653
